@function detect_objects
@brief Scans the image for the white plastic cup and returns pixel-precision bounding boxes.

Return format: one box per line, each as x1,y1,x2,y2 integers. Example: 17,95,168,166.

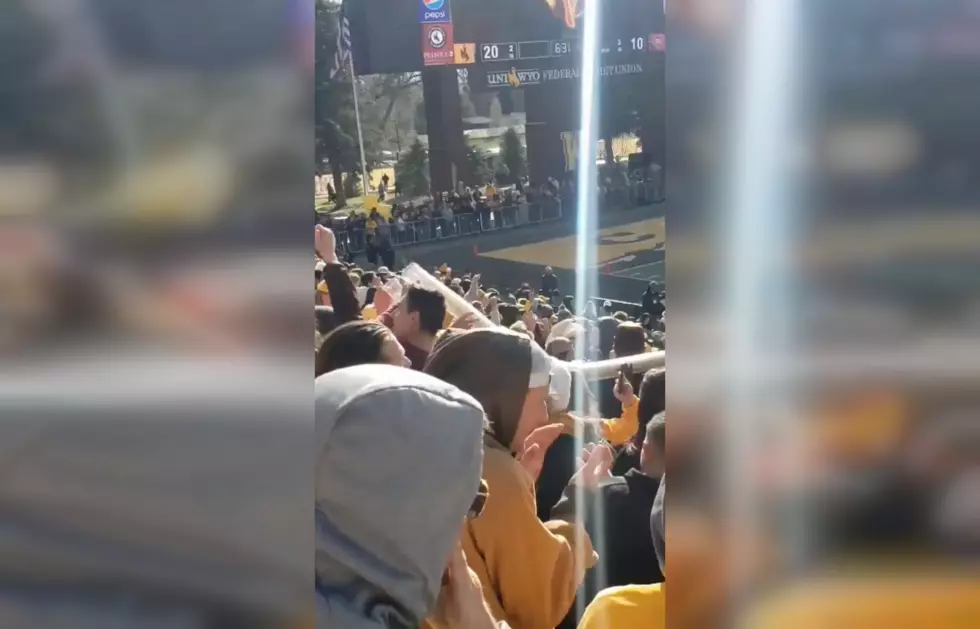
383,277,403,303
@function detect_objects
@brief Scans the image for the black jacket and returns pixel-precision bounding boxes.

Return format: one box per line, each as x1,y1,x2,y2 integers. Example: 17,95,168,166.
551,470,665,629
541,273,559,296
535,433,578,522
584,470,664,590
552,469,663,590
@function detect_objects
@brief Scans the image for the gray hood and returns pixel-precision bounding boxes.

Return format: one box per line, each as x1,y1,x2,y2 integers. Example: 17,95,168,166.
651,474,665,574
315,365,486,629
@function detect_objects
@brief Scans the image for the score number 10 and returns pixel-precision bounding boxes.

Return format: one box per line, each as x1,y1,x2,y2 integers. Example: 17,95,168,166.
481,43,517,62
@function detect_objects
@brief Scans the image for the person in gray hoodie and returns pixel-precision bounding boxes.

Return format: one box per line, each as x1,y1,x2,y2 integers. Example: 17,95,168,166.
315,364,492,629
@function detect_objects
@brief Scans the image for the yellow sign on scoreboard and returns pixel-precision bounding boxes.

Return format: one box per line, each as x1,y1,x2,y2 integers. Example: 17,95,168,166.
454,42,476,65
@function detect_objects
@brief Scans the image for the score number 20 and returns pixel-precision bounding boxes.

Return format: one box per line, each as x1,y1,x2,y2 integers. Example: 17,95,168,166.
481,43,516,61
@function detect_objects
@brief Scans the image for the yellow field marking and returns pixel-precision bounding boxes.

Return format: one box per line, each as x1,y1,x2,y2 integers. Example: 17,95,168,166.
479,217,665,269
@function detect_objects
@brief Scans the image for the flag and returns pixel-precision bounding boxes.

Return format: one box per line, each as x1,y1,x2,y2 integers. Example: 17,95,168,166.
329,4,351,80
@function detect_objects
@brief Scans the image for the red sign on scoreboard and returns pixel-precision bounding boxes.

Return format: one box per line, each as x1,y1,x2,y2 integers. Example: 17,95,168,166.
423,23,455,65
649,33,665,52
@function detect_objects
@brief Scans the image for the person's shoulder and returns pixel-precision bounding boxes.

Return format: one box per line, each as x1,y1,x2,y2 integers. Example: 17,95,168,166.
490,444,553,498
473,446,539,524
579,584,665,629
483,446,526,486
594,582,664,602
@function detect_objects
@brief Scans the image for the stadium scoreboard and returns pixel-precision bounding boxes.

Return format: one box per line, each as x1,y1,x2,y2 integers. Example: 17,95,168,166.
348,0,665,77
478,35,656,63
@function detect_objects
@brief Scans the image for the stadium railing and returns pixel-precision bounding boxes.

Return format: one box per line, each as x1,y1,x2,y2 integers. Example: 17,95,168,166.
338,198,563,254
329,178,661,255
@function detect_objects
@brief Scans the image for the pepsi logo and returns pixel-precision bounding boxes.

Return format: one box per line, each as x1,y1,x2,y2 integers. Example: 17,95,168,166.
423,0,445,10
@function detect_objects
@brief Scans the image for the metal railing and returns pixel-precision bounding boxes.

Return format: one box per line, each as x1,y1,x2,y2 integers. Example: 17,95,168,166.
323,178,661,255
561,179,665,212
335,198,563,255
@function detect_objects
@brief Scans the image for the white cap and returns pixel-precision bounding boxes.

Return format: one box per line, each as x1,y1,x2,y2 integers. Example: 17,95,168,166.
528,340,553,390
549,357,571,412
528,341,572,412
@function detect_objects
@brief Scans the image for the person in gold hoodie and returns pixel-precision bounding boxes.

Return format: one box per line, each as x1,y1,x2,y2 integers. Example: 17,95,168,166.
424,328,602,629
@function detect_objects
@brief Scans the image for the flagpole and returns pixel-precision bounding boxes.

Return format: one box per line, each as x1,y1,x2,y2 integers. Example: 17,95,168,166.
347,54,371,198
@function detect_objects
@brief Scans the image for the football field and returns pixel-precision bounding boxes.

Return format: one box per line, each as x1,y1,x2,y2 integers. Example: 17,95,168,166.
477,217,665,284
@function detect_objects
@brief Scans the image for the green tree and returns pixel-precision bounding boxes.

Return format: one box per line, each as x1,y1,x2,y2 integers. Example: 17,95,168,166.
360,72,422,158
499,128,525,184
315,1,356,206
465,145,492,185
316,1,403,205
396,139,429,197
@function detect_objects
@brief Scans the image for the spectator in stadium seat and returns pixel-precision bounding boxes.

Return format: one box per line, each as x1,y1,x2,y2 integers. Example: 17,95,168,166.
596,316,620,359
316,227,361,324
546,337,574,362
380,285,447,370
536,303,555,340
557,413,664,620
577,478,665,629
424,329,600,629
315,365,496,629
613,369,666,476
642,283,657,316
518,194,530,225
441,203,454,237
599,321,649,417
537,369,641,533
541,266,560,301
613,322,647,359
498,303,521,328
549,319,593,360
315,320,411,377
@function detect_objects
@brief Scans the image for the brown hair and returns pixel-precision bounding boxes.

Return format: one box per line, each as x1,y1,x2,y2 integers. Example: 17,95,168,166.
403,285,447,335
613,322,646,358
629,368,666,453
315,320,391,377
425,329,531,451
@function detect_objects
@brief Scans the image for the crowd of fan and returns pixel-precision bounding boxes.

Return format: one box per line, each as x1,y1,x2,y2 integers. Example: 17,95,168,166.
324,176,564,254
315,224,666,629
318,162,665,262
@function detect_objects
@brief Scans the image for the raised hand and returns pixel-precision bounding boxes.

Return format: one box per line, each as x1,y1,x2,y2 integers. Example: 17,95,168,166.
451,312,484,331
432,543,498,629
315,225,337,263
612,375,638,407
516,422,564,482
569,443,615,489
